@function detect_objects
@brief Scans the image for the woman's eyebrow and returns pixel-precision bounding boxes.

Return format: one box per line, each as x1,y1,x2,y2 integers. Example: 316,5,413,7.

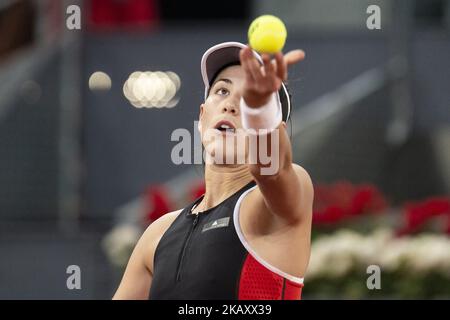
212,78,232,87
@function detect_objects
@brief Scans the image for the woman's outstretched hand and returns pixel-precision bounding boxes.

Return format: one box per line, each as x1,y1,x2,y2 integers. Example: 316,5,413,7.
239,46,305,108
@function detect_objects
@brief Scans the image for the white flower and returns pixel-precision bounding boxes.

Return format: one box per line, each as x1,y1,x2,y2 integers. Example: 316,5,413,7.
376,237,412,272
102,224,142,268
308,228,450,280
404,234,450,276
307,230,368,279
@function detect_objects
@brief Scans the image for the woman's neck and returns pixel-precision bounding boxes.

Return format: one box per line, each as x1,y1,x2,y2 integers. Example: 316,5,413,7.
194,164,253,213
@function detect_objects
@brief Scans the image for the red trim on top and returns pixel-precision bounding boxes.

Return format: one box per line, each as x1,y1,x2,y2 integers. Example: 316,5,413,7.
283,279,303,300
238,254,302,300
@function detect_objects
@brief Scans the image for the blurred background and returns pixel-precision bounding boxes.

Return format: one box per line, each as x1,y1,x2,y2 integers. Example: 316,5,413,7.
0,0,449,299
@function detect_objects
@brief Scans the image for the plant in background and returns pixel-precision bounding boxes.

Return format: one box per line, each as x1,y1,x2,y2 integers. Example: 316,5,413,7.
102,224,142,269
312,181,388,235
305,228,450,299
396,196,450,236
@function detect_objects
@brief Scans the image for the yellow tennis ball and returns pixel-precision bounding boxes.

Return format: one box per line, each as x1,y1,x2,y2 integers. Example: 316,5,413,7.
248,15,287,54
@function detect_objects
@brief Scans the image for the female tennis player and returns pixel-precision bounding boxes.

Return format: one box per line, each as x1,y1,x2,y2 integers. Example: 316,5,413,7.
113,42,313,300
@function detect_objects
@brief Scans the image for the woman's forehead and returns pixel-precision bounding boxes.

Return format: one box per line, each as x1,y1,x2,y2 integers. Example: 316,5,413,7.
215,65,244,82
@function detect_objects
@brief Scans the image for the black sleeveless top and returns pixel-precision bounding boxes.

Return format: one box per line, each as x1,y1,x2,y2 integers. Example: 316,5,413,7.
149,180,304,300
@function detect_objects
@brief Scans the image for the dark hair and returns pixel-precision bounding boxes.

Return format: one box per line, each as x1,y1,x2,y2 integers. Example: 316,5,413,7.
206,61,241,97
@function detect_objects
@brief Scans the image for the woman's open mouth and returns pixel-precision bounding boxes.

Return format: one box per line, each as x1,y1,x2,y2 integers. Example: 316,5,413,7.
214,120,236,134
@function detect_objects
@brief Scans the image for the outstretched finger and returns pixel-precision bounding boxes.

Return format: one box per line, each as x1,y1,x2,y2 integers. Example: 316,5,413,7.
284,49,305,66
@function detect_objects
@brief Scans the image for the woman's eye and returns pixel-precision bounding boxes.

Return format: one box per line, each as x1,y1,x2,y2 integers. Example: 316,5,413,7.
215,88,229,96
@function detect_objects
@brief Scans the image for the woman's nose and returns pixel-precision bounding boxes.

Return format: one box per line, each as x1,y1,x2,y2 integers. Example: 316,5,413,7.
222,104,238,115
222,91,240,115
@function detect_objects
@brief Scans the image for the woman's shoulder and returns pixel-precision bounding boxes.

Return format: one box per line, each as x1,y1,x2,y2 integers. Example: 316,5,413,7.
145,209,183,238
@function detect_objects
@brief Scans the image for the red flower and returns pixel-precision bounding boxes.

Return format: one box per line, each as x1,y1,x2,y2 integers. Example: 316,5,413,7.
145,185,172,224
312,181,387,226
313,206,346,224
350,184,387,216
397,196,450,236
